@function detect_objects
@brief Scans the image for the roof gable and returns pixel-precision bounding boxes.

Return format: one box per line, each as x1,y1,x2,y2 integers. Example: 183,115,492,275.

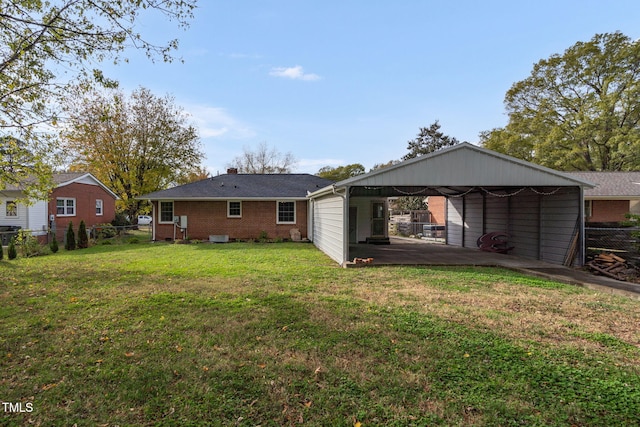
54,173,119,199
326,143,594,189
141,174,334,200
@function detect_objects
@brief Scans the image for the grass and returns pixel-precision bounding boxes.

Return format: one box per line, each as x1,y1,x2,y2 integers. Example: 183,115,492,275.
1,241,639,426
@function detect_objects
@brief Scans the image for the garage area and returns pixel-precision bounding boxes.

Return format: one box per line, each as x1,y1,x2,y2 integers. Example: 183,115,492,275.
308,143,594,267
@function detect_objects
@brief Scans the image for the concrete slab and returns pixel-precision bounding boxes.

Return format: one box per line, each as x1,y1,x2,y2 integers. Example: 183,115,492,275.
348,237,640,299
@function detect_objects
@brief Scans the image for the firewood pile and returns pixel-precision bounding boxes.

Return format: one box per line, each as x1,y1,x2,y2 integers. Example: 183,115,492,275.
586,253,639,282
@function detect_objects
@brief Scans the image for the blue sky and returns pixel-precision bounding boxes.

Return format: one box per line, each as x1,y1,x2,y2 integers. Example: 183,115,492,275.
104,1,640,175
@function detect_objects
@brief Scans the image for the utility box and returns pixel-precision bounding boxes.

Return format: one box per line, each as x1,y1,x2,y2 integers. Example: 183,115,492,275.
180,215,188,229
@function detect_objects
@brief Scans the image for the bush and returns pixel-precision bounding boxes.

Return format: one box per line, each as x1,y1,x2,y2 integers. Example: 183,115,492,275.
65,222,76,251
78,220,89,249
111,212,131,227
0,243,3,260
50,236,59,253
94,223,117,239
16,230,43,257
7,238,17,259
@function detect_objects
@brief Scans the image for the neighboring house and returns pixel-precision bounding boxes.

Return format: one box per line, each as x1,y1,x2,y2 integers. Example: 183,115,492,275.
48,173,118,240
0,172,117,243
140,171,334,242
567,172,640,224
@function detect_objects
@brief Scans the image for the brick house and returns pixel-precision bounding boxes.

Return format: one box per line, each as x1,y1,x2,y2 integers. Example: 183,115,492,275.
567,172,640,224
140,172,334,242
49,173,118,240
1,172,117,243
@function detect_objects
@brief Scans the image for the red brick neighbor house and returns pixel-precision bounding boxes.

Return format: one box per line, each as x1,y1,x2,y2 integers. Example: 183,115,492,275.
567,172,640,224
49,173,118,240
1,172,117,243
140,172,334,242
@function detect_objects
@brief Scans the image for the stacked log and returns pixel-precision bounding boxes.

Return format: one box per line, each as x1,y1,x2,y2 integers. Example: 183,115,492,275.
586,253,639,282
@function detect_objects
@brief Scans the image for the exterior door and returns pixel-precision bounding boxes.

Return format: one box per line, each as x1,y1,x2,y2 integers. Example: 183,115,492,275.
371,201,385,237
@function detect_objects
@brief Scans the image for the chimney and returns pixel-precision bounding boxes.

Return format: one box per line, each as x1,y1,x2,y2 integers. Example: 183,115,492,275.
227,168,238,174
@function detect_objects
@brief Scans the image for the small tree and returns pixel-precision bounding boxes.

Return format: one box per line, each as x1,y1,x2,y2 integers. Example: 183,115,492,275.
65,222,76,251
7,238,17,260
78,221,89,249
50,235,59,253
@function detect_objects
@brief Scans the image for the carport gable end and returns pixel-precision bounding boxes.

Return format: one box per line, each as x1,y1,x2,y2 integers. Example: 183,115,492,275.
307,143,595,267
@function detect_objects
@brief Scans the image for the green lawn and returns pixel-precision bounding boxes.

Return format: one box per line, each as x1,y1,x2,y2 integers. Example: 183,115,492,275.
1,241,639,426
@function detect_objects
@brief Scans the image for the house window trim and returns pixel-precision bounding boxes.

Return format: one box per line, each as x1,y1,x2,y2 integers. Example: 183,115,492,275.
159,201,175,224
227,200,242,218
96,199,104,216
56,197,76,217
584,200,592,219
276,200,296,224
5,200,18,218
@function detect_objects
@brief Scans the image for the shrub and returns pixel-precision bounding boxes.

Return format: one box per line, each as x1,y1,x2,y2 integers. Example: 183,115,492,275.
16,230,43,257
65,222,76,251
111,212,131,227
0,243,3,260
258,230,269,242
78,220,89,249
7,238,17,259
128,237,140,244
50,236,59,253
94,223,117,239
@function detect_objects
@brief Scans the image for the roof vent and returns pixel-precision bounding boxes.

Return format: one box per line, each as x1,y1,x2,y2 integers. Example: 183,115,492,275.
227,168,238,174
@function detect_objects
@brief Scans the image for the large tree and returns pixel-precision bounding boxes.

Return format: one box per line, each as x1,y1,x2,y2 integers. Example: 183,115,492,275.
403,120,463,160
0,0,197,195
62,86,203,219
317,163,365,181
228,142,297,174
481,32,640,171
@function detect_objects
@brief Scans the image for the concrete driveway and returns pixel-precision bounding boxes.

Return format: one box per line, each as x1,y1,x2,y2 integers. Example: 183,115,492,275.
348,237,640,299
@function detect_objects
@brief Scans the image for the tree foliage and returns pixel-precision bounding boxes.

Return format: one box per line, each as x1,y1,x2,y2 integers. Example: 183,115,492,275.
0,0,197,195
403,121,463,160
229,142,297,174
62,86,203,218
65,221,76,251
481,32,640,171
317,164,365,181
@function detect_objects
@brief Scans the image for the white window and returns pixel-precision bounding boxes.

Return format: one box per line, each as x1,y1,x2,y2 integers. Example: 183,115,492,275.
159,201,174,223
277,201,296,224
56,198,76,216
5,200,17,217
96,199,103,216
227,201,242,218
584,200,592,218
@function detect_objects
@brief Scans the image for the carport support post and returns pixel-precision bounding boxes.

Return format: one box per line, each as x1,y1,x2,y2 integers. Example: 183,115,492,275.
343,186,350,266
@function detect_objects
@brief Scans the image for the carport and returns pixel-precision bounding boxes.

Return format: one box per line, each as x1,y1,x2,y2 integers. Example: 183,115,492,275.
308,143,594,267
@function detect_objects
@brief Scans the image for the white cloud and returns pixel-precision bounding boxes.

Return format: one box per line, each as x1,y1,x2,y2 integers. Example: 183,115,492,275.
269,65,321,81
183,104,255,139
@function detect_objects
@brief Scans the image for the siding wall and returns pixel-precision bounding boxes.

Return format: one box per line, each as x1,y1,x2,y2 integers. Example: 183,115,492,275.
446,187,582,265
312,193,345,265
540,187,580,265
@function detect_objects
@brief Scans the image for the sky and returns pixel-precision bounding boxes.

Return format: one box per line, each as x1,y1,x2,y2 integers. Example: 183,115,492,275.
101,1,640,176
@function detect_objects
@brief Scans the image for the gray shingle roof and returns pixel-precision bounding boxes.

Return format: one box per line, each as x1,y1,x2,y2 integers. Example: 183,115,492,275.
567,172,640,197
141,174,335,200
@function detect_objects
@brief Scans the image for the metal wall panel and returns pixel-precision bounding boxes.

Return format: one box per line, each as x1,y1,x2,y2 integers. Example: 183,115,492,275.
447,198,463,246
509,191,541,260
312,193,345,264
464,193,484,248
540,187,580,265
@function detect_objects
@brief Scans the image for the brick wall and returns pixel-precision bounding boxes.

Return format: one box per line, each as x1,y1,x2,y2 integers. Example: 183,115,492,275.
49,183,117,240
588,199,630,223
427,196,446,224
153,200,309,241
